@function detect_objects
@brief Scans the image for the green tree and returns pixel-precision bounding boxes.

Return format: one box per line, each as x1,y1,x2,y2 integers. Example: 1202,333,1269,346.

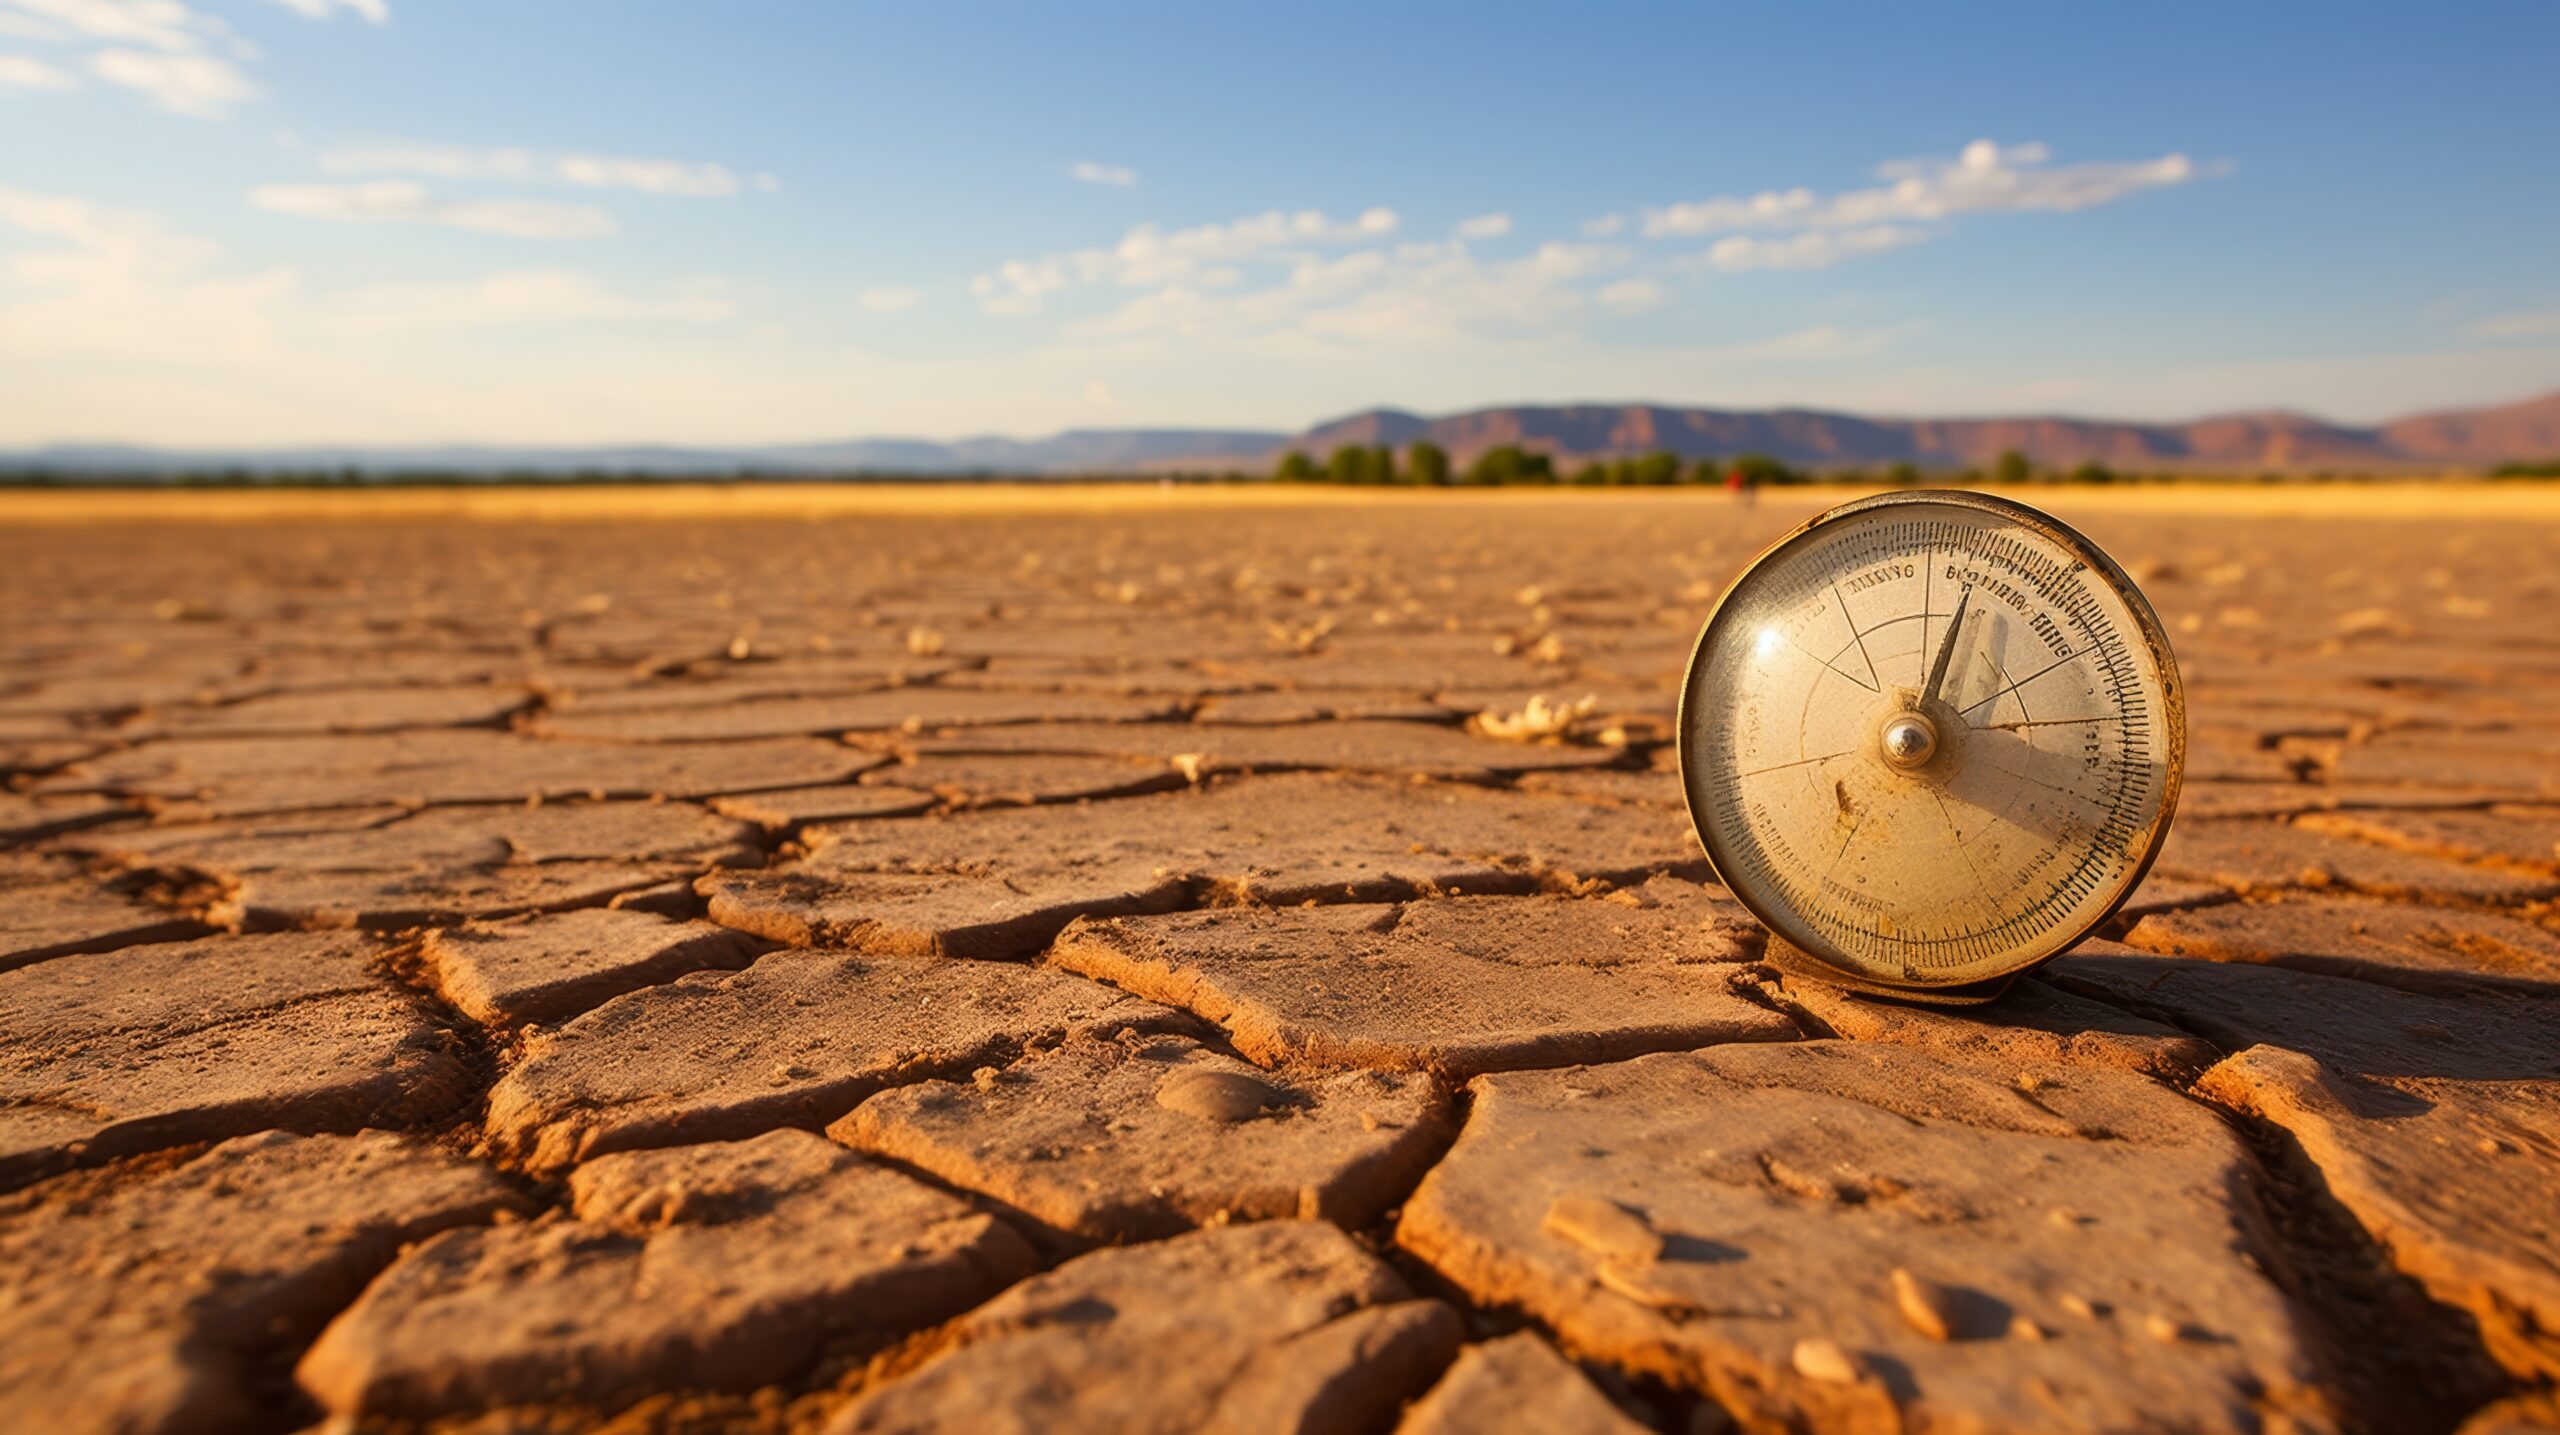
1365,444,1395,485
1569,460,1610,486
1325,445,1374,485
1992,449,2033,486
1885,461,1922,486
1730,452,1801,487
1687,457,1724,485
1274,450,1316,483
1407,441,1451,486
2064,460,2118,485
1628,451,1682,486
1467,444,1550,485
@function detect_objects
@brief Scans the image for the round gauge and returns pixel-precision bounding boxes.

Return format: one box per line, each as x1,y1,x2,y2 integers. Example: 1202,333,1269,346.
1678,489,2185,993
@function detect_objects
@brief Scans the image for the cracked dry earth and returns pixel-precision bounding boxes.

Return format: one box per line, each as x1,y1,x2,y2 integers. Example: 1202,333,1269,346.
2,492,2557,1435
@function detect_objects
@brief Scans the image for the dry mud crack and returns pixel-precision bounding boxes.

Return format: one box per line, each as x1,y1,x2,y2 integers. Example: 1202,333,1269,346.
2,495,2557,1432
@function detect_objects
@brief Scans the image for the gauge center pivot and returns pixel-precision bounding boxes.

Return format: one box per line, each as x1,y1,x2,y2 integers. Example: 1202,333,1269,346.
1876,709,1941,770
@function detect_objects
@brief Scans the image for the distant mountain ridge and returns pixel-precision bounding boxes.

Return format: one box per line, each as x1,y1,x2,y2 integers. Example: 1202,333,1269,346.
8,390,2555,477
1292,389,2560,471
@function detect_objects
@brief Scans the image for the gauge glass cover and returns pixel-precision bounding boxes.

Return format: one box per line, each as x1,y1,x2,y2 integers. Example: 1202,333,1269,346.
1679,490,2185,988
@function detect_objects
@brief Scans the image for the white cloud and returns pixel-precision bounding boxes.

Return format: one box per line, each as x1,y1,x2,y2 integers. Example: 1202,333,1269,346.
1455,212,1512,239
973,205,1400,313
0,50,75,87
0,184,213,272
251,181,616,238
1694,224,1930,272
1596,276,1664,314
1579,213,1626,237
859,284,923,312
264,0,387,21
0,184,732,406
557,154,741,197
5,0,214,51
0,13,71,40
1068,237,1635,350
2469,308,2560,341
317,142,766,198
1071,161,1136,187
320,142,540,180
1639,139,2199,238
330,270,736,331
91,46,251,115
1084,378,1119,406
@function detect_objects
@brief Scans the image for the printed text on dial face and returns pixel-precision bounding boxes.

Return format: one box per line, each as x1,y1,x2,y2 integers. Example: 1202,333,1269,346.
1691,506,2172,984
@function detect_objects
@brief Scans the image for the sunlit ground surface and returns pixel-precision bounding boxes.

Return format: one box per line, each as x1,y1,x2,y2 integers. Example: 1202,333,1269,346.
2,486,2555,1433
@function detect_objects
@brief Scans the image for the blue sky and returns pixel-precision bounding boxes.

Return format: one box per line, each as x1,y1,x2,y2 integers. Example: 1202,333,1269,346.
3,0,2556,446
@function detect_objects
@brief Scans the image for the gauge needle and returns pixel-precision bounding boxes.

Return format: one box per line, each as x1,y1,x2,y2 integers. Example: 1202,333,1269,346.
1922,586,1970,706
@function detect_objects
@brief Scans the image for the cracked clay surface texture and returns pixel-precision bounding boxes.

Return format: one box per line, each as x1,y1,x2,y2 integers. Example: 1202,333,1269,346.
1,491,2556,1432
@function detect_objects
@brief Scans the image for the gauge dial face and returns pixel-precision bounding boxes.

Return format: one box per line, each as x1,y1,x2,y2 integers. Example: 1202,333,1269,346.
1679,490,2184,988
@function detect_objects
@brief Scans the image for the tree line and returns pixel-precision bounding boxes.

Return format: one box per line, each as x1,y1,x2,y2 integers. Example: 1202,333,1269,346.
1269,442,2270,488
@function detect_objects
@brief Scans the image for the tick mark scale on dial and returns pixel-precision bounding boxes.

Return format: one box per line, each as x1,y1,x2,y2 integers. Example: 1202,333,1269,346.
1958,647,2086,720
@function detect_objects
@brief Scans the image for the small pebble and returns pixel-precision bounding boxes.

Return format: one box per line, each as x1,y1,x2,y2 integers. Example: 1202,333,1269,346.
1543,1193,1664,1264
1155,1067,1278,1123
1791,1338,1861,1384
2061,1293,2109,1320
1890,1267,1958,1341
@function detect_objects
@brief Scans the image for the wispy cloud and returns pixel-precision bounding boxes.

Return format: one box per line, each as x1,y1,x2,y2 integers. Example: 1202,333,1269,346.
0,184,727,385
1692,224,1929,272
252,180,616,238
973,206,1399,313
1065,237,1635,350
558,154,744,197
91,47,252,116
1455,212,1512,240
1596,276,1663,314
4,0,218,50
320,143,539,180
2469,308,2560,341
319,142,768,197
264,0,388,21
0,50,75,87
331,270,735,331
1,0,388,116
859,285,924,312
1635,139,2199,240
1070,160,1136,187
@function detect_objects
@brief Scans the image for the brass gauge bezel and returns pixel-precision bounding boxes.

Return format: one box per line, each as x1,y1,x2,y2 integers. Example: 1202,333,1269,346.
1675,488,2187,993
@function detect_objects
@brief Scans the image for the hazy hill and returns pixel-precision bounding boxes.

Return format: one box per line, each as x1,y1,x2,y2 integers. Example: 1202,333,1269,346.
6,392,2553,477
1288,390,2560,471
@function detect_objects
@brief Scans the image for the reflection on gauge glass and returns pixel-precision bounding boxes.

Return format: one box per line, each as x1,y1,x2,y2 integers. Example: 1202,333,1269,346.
1679,489,2185,990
